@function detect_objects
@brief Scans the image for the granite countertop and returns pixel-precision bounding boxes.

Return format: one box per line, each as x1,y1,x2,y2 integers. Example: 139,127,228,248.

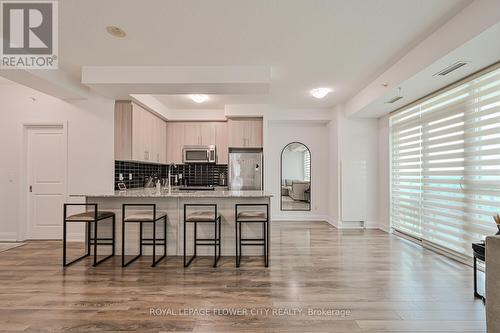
72,188,273,198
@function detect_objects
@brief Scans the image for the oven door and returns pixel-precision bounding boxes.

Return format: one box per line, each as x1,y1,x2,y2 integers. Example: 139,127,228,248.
183,148,209,163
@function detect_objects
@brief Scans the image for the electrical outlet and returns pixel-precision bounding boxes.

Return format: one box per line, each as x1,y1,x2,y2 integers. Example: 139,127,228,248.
129,173,133,180
119,173,124,181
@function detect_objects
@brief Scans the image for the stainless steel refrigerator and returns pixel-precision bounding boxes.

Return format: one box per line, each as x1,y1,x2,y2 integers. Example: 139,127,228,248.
228,148,263,190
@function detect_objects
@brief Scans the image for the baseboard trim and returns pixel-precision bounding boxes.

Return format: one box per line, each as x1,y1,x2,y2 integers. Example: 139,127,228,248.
272,218,328,223
392,229,475,268
325,217,338,228
341,221,364,229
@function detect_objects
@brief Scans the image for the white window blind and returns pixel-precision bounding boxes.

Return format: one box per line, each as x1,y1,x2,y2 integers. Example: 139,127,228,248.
303,150,311,181
391,65,500,256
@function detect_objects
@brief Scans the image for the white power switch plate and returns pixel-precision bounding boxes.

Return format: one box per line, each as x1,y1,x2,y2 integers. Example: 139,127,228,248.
129,173,133,180
119,173,124,181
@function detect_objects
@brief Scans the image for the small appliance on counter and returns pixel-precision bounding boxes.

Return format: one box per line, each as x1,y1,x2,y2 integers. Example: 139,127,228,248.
218,171,227,186
228,148,263,190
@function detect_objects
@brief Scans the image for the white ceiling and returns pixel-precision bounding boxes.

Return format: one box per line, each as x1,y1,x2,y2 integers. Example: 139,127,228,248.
154,94,269,109
57,0,472,109
354,21,500,118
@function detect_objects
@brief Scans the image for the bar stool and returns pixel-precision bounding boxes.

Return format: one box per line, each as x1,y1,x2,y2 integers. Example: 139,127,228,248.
122,204,167,267
63,203,115,267
235,204,269,267
184,204,222,268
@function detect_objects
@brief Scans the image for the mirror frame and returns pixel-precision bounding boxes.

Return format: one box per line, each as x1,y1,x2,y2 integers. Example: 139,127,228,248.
280,142,311,212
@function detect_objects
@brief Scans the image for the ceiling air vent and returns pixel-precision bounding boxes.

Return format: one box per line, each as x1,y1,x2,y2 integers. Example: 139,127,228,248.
386,87,403,104
433,61,470,77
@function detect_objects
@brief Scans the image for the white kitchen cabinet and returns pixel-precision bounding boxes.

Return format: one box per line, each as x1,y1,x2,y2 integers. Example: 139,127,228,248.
200,122,216,145
214,122,228,164
166,122,184,164
114,101,167,163
166,121,227,164
183,122,216,146
228,118,263,148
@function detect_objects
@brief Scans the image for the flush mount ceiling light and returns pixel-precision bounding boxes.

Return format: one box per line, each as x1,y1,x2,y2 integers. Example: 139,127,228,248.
106,26,126,38
189,94,209,103
310,87,332,99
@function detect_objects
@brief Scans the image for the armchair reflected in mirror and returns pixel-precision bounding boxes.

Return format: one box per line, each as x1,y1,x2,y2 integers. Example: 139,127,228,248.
280,142,311,211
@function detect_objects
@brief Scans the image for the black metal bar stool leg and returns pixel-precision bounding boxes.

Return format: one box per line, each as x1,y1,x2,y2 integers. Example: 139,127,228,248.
218,216,221,261
112,214,116,256
121,214,125,267
152,217,156,267
93,220,98,266
86,221,91,256
265,220,269,267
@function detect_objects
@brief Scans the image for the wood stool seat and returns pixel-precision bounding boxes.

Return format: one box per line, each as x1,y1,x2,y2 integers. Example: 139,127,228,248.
66,211,115,222
186,211,221,222
237,211,267,222
123,211,167,222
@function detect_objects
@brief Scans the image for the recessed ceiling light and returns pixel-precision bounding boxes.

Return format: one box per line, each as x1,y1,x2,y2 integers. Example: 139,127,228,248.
189,94,209,103
310,87,332,99
106,26,126,38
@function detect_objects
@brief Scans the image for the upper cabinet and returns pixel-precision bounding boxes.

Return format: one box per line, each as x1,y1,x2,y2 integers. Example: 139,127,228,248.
114,101,166,163
183,122,216,146
166,122,228,165
165,122,184,164
214,122,228,164
115,104,256,165
228,118,263,148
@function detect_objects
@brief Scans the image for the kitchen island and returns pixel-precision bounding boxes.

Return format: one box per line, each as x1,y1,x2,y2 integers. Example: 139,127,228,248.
71,188,272,257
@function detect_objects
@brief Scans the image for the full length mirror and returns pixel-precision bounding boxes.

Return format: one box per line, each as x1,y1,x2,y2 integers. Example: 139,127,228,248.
281,142,311,211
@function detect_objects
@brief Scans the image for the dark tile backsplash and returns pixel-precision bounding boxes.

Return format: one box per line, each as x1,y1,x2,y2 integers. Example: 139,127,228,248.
114,161,227,189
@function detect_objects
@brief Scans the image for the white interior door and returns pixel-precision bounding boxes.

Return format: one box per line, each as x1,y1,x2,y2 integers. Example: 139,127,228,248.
26,125,67,239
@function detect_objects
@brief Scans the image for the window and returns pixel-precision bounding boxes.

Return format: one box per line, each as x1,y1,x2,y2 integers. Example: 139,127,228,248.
391,65,500,256
303,150,311,182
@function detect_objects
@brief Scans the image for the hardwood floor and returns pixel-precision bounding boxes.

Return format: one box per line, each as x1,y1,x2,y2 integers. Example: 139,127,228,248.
281,196,310,210
0,222,485,332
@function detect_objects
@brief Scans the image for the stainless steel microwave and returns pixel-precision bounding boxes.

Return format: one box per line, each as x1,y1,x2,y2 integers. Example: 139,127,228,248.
183,145,216,164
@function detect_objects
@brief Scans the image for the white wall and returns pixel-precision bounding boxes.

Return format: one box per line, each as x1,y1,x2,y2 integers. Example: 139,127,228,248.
0,82,114,241
327,108,339,227
266,120,329,221
332,106,380,228
378,115,390,232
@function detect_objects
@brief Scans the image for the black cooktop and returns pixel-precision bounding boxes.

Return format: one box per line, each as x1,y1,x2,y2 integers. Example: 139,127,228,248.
178,186,216,191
